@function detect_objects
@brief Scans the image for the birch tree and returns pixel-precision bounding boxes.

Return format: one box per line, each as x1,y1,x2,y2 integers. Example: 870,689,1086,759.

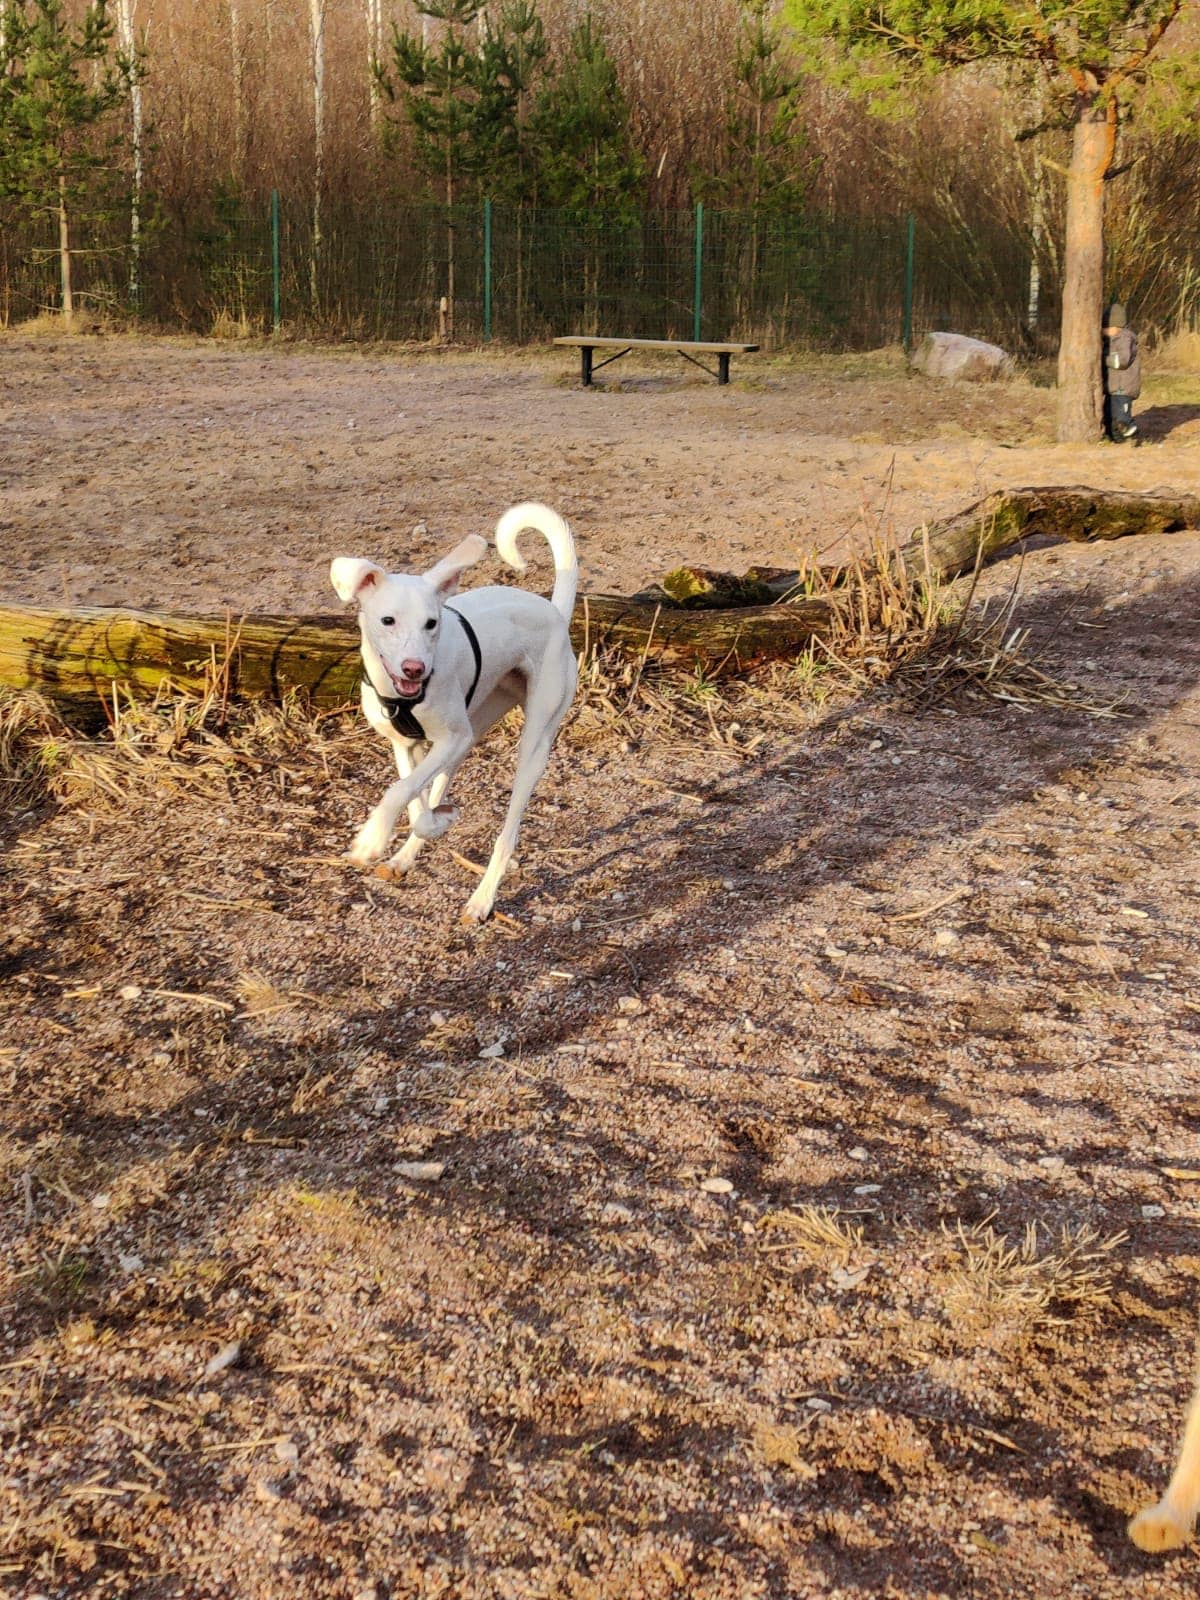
229,0,246,179
113,0,144,303
365,0,383,126
309,0,326,307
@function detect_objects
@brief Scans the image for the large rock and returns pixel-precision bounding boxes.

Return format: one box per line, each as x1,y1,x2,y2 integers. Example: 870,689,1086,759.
910,331,1014,381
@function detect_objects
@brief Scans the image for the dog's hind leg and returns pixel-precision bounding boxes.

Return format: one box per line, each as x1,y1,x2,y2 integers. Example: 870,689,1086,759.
462,658,577,924
1130,1343,1200,1551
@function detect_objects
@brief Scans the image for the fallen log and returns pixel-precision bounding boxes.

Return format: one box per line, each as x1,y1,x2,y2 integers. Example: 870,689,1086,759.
1,486,1196,710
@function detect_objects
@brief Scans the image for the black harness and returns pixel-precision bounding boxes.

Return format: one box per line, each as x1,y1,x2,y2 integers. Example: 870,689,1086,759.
363,606,483,742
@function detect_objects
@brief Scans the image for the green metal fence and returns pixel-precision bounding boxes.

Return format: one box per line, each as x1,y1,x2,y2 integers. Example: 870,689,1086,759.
0,194,1045,353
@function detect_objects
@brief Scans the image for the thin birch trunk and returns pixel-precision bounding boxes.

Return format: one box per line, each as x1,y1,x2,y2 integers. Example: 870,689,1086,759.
309,0,327,314
59,175,74,321
114,0,144,307
230,0,246,181
365,0,383,128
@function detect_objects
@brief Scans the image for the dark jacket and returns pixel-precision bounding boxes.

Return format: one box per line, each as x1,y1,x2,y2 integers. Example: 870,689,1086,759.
1103,327,1141,398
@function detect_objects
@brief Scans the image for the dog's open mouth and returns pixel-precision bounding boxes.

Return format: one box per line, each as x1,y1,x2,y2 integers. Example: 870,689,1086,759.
389,672,425,698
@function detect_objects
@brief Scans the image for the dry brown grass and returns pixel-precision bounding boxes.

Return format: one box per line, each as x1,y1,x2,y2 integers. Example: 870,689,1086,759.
1155,326,1200,371
938,1218,1126,1340
759,1205,867,1268
576,535,1110,741
0,680,365,815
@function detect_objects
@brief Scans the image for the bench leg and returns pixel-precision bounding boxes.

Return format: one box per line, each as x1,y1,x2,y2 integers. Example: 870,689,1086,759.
718,352,731,386
581,346,593,387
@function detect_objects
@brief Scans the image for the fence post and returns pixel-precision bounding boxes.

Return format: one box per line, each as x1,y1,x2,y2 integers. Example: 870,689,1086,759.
902,211,915,353
693,202,704,343
271,190,281,335
483,197,492,342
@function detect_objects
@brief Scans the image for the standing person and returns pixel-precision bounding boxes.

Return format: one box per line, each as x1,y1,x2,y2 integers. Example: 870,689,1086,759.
1102,301,1141,441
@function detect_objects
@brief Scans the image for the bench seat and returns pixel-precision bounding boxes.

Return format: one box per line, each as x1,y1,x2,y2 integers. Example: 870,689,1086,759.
553,335,759,387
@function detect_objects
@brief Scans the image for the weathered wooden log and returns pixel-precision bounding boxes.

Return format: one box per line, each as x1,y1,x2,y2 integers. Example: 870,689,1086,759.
651,487,1200,603
0,594,840,712
0,605,364,714
1,486,1196,709
896,485,1200,582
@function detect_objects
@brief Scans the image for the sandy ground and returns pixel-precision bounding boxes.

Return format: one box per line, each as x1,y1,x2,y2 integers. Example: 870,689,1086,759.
1,335,1200,1599
1,334,1198,611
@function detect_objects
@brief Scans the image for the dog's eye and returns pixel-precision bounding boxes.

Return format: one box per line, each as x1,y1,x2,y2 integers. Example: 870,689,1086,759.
424,617,437,631
381,615,395,626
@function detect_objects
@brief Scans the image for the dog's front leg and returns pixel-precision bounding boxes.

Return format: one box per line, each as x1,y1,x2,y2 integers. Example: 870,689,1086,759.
349,737,470,866
388,768,454,873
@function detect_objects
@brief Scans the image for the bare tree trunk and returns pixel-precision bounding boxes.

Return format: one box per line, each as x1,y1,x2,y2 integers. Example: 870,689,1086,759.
229,0,246,182
365,0,383,128
1056,92,1115,443
445,152,455,341
1023,80,1046,339
58,175,74,322
115,0,144,307
308,0,327,316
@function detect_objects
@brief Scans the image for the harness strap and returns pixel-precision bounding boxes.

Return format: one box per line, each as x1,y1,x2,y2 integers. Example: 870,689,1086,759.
364,607,483,742
446,605,483,710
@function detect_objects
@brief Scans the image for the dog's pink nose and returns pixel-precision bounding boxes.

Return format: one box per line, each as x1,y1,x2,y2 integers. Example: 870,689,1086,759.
401,659,425,678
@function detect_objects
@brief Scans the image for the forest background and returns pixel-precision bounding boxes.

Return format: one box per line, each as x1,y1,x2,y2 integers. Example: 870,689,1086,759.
1,0,1199,361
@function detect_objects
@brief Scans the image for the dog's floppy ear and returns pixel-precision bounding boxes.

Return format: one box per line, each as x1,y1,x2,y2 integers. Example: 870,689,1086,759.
330,557,386,602
423,534,488,598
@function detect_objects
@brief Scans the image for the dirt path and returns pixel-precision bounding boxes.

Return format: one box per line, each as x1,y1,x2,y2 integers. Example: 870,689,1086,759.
1,335,1199,1599
2,334,1198,613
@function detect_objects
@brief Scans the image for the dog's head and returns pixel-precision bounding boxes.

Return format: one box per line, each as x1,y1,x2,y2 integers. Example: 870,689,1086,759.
330,535,488,698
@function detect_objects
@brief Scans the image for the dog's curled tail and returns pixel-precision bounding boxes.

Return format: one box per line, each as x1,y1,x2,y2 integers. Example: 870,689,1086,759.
494,502,578,624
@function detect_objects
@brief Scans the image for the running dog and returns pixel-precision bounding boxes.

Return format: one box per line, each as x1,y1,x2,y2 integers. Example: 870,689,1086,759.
330,502,578,924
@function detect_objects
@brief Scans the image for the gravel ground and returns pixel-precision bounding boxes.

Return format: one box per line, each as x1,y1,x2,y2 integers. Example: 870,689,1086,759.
1,334,1199,1598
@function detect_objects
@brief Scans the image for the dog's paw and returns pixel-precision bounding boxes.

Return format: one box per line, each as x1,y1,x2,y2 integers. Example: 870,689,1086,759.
1129,1502,1192,1553
461,890,495,926
412,804,459,842
384,838,425,875
348,817,391,865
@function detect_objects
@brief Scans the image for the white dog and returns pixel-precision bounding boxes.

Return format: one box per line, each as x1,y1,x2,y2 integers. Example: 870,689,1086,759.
330,503,578,924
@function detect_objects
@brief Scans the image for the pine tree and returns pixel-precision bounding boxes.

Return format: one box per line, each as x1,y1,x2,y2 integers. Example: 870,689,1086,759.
382,0,482,337
785,0,1200,441
0,0,131,320
698,0,811,215
474,0,548,204
528,16,644,330
531,15,644,215
473,0,550,339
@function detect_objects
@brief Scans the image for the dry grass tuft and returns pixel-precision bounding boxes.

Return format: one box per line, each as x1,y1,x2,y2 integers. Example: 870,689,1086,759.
760,1205,866,1267
939,1217,1126,1339
576,531,1110,738
1155,325,1200,371
0,692,78,803
0,680,364,816
235,971,300,1019
574,647,769,755
797,537,1124,718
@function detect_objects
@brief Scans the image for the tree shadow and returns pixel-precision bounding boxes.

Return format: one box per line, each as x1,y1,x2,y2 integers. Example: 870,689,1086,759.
2,561,1199,1594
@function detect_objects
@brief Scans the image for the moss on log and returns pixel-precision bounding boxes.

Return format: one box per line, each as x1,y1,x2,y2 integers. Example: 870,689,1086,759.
0,606,363,713
2,486,1197,709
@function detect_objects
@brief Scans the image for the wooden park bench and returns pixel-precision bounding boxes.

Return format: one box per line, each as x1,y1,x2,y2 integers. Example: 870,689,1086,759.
553,335,759,388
